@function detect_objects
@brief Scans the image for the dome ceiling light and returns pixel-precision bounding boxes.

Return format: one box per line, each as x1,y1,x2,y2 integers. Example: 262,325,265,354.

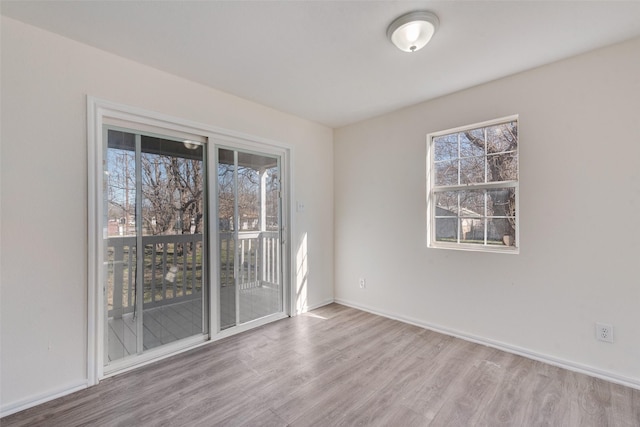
387,11,439,53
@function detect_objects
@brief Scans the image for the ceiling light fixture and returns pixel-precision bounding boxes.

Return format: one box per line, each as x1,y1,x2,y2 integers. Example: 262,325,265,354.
183,140,199,150
387,11,439,53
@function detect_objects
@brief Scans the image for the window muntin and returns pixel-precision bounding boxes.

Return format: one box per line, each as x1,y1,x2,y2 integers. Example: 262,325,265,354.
428,116,518,252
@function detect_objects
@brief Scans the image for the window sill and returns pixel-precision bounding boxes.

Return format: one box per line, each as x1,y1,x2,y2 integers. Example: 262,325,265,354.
428,242,519,254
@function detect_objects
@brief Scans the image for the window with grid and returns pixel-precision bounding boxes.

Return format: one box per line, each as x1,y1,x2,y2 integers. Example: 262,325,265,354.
427,116,518,252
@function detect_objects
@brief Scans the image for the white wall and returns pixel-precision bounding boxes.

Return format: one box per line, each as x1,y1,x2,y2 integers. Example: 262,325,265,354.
0,16,333,412
334,37,640,387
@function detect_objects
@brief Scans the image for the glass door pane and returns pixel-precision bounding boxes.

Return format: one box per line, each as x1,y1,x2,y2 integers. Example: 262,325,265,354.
236,152,282,323
139,136,206,351
217,148,283,330
217,149,236,329
104,129,141,363
104,128,207,369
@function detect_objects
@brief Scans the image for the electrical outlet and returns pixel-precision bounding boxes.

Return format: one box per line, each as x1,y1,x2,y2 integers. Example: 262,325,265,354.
359,278,366,289
596,322,614,343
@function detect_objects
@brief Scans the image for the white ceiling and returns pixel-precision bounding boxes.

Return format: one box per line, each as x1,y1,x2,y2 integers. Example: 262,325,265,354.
3,1,640,128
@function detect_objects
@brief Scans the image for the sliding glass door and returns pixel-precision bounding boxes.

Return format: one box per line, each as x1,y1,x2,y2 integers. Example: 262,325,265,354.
103,127,207,371
217,148,283,330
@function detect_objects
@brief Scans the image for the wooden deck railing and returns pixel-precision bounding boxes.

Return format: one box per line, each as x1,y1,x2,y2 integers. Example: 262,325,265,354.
219,231,280,290
107,234,203,318
108,230,280,318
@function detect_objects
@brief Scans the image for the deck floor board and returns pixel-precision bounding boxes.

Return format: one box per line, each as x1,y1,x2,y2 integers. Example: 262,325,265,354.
107,299,203,361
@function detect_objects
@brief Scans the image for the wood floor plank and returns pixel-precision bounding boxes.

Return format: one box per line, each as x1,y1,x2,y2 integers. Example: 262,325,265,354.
3,303,639,426
471,353,534,426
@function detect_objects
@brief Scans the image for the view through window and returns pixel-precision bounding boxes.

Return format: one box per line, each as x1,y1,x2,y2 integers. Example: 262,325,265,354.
427,116,519,252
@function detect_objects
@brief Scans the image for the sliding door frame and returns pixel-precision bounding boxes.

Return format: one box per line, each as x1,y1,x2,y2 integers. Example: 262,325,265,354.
208,138,292,337
212,142,290,335
87,97,293,385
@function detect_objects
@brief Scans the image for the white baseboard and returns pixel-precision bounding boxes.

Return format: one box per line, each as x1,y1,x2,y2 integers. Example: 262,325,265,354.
1,380,88,418
334,298,640,391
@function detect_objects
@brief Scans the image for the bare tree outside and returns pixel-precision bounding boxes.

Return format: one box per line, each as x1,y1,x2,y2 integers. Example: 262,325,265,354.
217,151,280,233
432,120,518,246
106,148,136,236
106,134,205,237
140,153,203,236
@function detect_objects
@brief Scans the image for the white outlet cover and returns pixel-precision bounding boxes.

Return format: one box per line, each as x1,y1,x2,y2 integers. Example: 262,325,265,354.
595,322,614,343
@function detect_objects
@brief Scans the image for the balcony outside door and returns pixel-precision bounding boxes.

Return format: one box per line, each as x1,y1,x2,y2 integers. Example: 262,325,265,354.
217,148,284,330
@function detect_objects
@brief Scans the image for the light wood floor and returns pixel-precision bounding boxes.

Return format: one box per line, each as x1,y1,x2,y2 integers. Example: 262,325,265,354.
4,304,639,426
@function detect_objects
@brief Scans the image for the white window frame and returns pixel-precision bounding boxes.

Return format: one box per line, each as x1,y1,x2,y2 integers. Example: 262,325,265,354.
426,115,519,253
